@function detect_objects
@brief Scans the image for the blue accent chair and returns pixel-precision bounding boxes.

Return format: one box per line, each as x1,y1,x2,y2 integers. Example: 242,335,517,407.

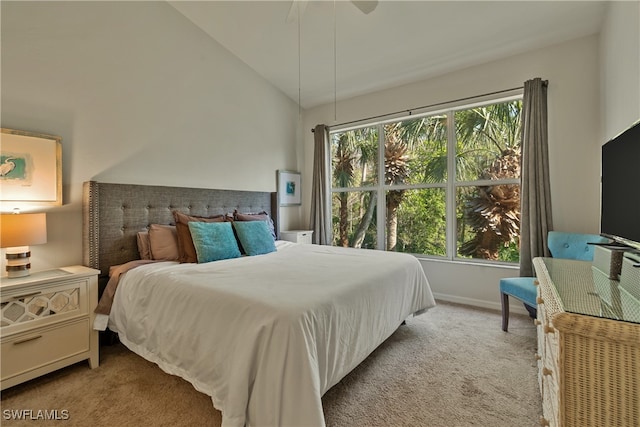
500,231,609,331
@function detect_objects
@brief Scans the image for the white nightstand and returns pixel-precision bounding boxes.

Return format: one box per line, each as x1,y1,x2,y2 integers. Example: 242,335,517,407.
279,230,314,244
0,265,100,390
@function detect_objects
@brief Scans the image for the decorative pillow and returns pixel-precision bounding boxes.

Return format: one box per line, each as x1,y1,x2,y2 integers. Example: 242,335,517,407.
148,224,179,261
136,231,152,260
233,220,277,256
233,210,276,240
188,221,241,263
173,211,226,263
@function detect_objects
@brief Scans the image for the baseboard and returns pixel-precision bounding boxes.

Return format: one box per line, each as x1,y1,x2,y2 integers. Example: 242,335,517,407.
432,292,530,316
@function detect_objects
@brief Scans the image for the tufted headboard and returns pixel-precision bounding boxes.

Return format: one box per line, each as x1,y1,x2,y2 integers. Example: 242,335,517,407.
82,181,278,283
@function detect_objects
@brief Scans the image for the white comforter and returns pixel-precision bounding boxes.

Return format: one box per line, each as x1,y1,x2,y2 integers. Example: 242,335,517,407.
108,241,435,427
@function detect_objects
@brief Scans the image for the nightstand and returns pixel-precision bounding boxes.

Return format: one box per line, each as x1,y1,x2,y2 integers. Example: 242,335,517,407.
0,265,100,390
279,230,314,244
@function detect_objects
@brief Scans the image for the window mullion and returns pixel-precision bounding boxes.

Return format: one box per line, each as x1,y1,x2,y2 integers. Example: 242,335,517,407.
456,178,521,187
332,186,377,193
377,123,386,251
446,111,457,260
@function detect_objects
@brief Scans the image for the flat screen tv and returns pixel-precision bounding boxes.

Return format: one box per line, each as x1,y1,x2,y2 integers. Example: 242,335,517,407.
601,119,640,250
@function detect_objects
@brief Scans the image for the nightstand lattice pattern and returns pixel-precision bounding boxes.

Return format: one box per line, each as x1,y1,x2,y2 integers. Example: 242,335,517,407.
1,288,80,327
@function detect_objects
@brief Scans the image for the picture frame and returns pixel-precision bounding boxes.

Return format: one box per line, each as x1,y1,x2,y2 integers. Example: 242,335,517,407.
1,128,62,207
277,170,301,206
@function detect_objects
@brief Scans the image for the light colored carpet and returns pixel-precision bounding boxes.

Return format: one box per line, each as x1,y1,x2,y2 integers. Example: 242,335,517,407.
0,302,541,426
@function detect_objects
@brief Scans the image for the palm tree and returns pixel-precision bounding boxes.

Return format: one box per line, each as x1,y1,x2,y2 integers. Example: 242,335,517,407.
384,126,409,251
331,101,520,259
351,190,377,248
458,148,521,259
333,133,355,247
384,116,448,250
351,129,378,248
332,128,378,247
457,102,522,260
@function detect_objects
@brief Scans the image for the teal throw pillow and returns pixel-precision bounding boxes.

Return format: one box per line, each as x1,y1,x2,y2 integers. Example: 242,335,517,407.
233,220,277,256
188,221,241,263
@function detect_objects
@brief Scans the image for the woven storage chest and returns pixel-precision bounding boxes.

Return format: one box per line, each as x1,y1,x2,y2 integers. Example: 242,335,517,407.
533,257,640,427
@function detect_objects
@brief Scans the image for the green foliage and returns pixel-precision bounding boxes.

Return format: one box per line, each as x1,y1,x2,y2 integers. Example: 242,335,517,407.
330,99,522,263
498,241,520,263
331,191,377,249
395,189,447,255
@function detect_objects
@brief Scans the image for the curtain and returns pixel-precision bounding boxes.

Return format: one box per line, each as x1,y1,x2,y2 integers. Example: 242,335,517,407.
309,124,332,245
519,78,553,277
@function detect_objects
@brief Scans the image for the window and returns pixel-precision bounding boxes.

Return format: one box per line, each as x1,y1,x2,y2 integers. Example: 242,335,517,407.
330,98,522,263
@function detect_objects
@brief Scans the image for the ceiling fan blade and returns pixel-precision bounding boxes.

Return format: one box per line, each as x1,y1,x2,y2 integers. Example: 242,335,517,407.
286,0,308,23
351,0,378,14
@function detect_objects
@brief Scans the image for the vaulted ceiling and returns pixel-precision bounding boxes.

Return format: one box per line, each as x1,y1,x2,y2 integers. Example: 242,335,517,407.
169,1,608,109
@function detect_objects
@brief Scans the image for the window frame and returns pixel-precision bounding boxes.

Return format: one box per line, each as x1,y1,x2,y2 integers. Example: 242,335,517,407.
329,93,523,265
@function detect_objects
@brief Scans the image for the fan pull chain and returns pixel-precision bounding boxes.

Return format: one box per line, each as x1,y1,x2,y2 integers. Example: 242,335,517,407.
298,1,301,119
333,0,337,121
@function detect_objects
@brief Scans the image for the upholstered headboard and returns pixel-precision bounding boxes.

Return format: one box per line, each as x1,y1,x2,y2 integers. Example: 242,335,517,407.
82,181,278,282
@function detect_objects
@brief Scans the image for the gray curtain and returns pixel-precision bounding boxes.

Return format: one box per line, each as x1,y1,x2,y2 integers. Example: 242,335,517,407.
519,78,553,276
309,124,332,245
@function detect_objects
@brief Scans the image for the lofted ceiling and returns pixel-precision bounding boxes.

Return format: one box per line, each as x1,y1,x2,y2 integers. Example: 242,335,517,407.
168,1,608,109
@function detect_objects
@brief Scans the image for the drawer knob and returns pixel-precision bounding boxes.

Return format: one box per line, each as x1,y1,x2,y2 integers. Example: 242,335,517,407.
536,297,544,305
13,335,43,345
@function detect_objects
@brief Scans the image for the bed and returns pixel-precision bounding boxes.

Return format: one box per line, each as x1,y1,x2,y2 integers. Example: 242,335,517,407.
82,181,436,427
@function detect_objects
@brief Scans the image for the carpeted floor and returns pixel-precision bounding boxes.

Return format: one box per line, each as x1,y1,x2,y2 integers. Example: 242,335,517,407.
0,301,541,426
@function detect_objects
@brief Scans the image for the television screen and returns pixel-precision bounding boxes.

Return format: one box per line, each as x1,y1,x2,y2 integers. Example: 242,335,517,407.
601,120,640,249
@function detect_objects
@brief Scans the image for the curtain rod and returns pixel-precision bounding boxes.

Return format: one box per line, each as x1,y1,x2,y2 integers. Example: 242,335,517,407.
311,81,546,133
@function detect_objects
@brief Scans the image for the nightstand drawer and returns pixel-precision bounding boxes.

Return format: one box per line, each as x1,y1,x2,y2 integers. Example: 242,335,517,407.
280,230,314,244
1,318,89,383
1,277,89,334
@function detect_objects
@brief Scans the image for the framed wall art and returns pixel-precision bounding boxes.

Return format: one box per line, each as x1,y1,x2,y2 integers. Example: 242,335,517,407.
277,170,301,206
1,128,62,206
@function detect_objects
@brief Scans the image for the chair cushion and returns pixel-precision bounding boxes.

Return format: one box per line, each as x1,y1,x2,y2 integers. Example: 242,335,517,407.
547,231,610,261
500,277,537,308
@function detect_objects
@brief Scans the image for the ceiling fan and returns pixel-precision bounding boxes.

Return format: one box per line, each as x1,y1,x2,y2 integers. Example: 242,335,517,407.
286,0,378,23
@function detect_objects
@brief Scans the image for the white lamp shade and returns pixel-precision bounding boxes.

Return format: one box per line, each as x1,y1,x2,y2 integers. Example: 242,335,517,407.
1,213,47,248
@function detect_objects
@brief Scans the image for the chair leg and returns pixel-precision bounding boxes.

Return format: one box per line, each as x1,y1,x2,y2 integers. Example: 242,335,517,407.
501,292,509,332
524,304,537,319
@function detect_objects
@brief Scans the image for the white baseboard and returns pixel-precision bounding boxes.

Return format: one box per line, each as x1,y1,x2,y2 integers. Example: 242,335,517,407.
432,292,530,316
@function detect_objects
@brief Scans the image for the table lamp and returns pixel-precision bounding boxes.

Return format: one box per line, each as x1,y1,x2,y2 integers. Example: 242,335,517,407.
0,213,47,278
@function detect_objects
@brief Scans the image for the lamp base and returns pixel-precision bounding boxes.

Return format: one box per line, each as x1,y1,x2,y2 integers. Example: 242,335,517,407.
7,266,31,278
6,246,32,278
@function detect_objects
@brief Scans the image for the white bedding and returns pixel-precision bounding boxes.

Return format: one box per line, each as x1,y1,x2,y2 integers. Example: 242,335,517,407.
107,241,435,427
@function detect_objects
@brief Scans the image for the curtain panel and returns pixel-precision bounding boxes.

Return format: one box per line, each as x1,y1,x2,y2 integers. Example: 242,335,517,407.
519,78,553,276
309,124,332,245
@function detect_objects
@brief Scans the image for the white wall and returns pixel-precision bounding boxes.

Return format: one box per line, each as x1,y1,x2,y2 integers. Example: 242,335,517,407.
4,2,633,314
302,35,602,312
600,1,640,141
1,2,300,272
